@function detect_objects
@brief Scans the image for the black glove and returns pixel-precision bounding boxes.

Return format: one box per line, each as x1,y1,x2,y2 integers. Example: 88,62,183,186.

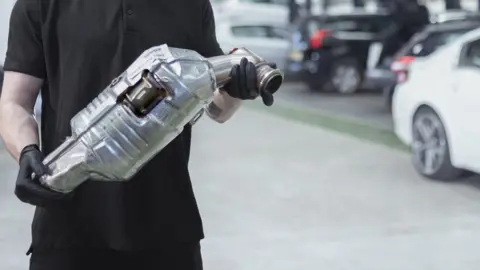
224,58,277,106
14,144,71,207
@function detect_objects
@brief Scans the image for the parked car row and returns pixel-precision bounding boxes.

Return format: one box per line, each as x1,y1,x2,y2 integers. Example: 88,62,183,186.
263,7,480,181
285,9,480,95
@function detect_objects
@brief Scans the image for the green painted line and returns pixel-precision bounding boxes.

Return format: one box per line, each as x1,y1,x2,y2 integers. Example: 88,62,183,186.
246,101,409,152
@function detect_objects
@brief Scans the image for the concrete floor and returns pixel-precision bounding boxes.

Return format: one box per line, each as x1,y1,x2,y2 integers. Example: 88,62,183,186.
2,108,480,269
276,82,394,131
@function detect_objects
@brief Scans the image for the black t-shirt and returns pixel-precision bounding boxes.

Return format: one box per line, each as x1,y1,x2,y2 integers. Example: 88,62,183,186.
4,0,223,250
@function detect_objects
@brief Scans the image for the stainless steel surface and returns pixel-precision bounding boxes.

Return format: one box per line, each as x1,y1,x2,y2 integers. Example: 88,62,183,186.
40,44,283,193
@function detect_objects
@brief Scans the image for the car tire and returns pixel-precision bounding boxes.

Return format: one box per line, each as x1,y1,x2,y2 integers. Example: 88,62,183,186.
411,107,462,181
327,58,362,94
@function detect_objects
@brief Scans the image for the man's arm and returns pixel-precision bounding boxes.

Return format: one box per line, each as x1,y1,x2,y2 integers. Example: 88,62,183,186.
0,72,42,161
0,0,46,161
199,0,243,123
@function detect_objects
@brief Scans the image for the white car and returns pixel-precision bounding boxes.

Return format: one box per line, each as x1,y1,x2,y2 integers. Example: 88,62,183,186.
211,0,289,26
216,20,290,70
392,28,480,181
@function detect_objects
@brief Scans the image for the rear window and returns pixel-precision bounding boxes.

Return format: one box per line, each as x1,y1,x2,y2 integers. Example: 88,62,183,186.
397,28,473,57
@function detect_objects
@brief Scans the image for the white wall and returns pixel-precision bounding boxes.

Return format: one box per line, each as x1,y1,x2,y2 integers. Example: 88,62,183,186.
0,0,16,64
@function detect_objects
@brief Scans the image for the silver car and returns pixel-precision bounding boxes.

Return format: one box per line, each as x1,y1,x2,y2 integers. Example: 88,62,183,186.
215,20,290,71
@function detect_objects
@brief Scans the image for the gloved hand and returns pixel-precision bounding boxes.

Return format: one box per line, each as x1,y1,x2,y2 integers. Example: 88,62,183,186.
224,58,277,106
15,144,71,207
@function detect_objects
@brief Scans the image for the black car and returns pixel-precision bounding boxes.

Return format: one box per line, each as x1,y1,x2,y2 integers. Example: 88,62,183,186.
383,19,480,110
293,10,398,94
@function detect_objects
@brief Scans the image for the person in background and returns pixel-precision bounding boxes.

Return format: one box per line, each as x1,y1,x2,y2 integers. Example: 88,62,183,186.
380,0,430,59
0,0,275,269
289,0,300,23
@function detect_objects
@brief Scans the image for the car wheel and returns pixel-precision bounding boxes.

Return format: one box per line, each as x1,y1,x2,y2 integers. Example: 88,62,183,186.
329,58,362,94
411,107,461,181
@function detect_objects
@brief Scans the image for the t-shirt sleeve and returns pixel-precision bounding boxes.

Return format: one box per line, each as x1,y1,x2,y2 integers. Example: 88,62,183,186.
199,0,225,57
3,0,46,79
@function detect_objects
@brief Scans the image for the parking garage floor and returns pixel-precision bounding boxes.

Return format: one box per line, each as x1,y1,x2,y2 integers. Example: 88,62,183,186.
2,108,480,270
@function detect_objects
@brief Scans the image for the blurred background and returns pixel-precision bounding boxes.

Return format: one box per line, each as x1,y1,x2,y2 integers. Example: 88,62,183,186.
2,0,480,269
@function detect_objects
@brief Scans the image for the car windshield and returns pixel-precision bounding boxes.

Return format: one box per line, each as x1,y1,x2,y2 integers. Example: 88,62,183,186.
398,28,474,57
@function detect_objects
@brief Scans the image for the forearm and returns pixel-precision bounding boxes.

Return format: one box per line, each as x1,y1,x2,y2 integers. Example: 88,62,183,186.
205,89,243,123
0,103,39,162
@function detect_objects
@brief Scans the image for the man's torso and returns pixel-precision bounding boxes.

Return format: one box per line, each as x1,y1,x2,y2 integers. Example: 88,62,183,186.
33,0,211,250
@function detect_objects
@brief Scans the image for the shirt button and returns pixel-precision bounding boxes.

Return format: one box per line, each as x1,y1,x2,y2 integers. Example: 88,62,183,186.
127,9,134,15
